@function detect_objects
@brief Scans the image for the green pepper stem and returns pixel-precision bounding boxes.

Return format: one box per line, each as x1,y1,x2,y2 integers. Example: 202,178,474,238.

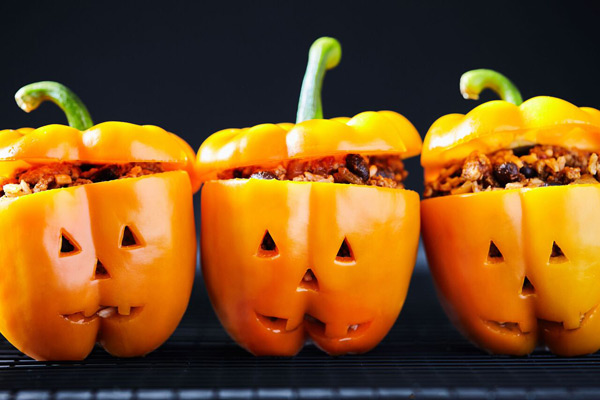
15,81,93,130
459,69,523,106
296,37,342,123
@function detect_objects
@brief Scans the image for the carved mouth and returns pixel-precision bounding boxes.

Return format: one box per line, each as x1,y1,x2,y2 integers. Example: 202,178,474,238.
483,304,599,335
484,320,529,334
255,313,294,333
304,315,372,339
255,312,371,338
538,304,599,332
62,306,144,324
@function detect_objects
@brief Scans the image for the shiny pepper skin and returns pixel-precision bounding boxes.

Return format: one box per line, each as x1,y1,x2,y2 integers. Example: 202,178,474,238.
202,178,419,356
0,121,199,360
198,111,422,356
199,37,422,356
421,83,600,356
422,186,600,356
422,96,600,183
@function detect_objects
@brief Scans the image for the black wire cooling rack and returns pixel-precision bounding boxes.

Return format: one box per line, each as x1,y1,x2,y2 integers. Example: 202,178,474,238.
1,251,600,400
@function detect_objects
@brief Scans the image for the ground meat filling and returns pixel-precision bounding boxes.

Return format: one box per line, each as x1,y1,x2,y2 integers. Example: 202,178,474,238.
217,154,408,189
0,162,164,198
424,145,600,198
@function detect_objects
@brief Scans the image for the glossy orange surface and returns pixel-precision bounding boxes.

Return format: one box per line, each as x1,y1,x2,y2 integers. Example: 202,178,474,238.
0,122,200,192
201,179,420,355
0,171,196,361
196,111,421,182
422,185,600,356
422,97,600,183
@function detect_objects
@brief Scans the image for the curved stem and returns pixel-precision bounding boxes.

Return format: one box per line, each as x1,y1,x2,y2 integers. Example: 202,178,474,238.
296,37,342,123
460,69,523,106
15,81,93,130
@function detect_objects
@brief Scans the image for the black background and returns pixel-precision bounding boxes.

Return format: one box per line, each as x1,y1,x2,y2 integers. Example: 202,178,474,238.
2,1,600,196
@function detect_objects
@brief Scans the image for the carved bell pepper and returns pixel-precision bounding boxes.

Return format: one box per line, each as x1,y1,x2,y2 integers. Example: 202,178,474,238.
0,81,198,360
198,37,422,356
421,69,600,356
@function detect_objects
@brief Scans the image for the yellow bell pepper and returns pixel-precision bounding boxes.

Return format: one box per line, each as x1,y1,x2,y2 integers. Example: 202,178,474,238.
0,82,198,360
422,69,600,356
198,37,422,356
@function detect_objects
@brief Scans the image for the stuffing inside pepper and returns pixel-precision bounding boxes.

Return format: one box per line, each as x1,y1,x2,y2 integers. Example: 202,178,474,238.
424,145,600,198
0,162,164,198
217,154,408,189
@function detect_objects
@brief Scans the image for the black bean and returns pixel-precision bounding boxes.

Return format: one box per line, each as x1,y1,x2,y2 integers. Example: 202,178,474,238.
79,164,96,172
346,154,369,182
512,145,534,157
493,162,521,186
93,166,120,182
376,169,394,179
519,165,537,178
250,171,277,180
334,167,364,185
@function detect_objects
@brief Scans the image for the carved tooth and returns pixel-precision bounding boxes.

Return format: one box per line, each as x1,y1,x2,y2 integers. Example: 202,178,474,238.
349,324,359,332
98,307,117,319
518,319,535,334
285,314,303,331
563,316,581,330
118,305,131,316
84,307,98,317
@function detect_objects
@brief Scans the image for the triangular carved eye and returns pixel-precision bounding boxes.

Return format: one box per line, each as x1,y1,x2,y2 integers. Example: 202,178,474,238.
257,230,278,257
335,237,355,263
549,242,568,263
120,226,142,248
60,230,81,256
486,241,503,263
94,260,111,280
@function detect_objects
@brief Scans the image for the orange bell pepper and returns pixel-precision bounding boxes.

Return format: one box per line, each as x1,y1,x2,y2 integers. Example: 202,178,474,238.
0,81,198,360
198,37,422,356
421,69,600,356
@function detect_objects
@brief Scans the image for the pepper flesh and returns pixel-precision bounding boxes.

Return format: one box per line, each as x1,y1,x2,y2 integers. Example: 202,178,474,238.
202,179,419,355
421,70,600,356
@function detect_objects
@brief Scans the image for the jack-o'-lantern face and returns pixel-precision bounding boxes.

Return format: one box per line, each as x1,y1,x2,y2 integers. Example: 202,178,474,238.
195,37,422,355
0,171,196,361
421,185,600,356
420,70,600,356
201,179,420,356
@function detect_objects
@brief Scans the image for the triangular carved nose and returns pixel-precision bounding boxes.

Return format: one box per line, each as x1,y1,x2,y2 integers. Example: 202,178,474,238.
93,260,111,280
521,276,535,296
298,269,319,291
